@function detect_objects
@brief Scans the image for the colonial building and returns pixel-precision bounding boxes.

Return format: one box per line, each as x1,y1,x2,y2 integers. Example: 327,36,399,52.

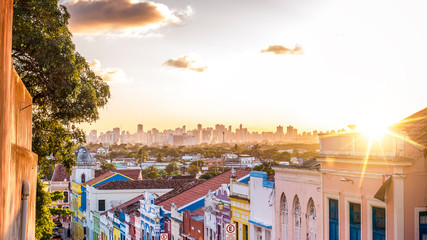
204,185,232,240
229,171,251,240
248,171,275,240
272,159,321,240
318,108,427,240
156,170,250,240
50,165,72,230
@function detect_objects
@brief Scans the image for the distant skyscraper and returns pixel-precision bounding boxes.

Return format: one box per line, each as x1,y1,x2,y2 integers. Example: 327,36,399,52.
286,125,294,139
113,127,120,144
137,124,143,134
197,124,202,131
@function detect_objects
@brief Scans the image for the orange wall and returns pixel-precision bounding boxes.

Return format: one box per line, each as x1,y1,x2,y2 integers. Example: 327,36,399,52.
0,0,38,239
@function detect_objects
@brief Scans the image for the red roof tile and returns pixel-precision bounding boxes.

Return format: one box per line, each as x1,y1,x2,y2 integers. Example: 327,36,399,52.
110,194,145,212
95,169,141,180
51,165,70,182
157,170,249,211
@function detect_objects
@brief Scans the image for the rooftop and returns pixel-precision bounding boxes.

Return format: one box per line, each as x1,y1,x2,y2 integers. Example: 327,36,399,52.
95,169,141,180
156,169,249,211
392,107,427,147
51,165,70,182
95,179,202,190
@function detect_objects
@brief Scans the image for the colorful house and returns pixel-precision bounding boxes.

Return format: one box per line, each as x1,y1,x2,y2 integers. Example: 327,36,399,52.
204,184,231,240
229,171,251,240
156,170,250,240
248,171,275,240
272,159,321,240
49,164,72,231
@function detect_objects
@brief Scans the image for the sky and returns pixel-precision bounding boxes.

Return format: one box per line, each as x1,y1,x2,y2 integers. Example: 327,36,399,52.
69,0,427,133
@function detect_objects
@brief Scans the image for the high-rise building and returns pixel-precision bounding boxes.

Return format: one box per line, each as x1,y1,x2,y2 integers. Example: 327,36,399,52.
113,127,120,144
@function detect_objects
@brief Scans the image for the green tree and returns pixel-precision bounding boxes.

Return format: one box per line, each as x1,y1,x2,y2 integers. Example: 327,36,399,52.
272,152,291,162
165,162,180,175
12,1,110,238
100,161,117,171
187,165,200,176
142,165,160,179
190,160,206,168
36,178,74,240
251,144,262,158
156,152,164,162
136,148,148,163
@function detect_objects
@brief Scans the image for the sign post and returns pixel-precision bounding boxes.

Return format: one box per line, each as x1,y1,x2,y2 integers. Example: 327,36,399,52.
160,233,168,240
225,223,236,240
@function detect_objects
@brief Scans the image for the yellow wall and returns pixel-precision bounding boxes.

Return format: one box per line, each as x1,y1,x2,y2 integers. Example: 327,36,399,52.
230,197,250,240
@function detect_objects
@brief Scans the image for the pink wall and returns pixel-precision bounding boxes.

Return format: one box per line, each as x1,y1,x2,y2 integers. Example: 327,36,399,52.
273,167,322,240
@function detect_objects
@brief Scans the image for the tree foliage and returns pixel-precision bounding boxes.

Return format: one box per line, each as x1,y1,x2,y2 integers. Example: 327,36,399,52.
100,161,117,171
12,1,110,239
165,162,180,175
142,165,160,180
187,165,200,176
36,177,74,240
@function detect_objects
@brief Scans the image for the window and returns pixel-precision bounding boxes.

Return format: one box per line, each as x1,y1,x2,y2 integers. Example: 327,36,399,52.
349,203,361,240
294,196,301,240
63,191,69,203
372,207,386,240
81,173,86,183
420,211,427,240
281,193,288,240
329,199,339,240
98,200,106,211
307,199,316,240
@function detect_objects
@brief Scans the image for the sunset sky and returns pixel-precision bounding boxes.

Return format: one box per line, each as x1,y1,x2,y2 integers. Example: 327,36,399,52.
68,0,427,133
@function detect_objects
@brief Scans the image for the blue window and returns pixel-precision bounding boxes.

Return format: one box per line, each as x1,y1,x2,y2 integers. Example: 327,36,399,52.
372,207,385,240
420,211,427,240
349,203,361,240
329,199,339,240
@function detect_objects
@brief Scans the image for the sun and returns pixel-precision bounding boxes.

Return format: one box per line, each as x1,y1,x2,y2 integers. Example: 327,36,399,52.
352,115,394,140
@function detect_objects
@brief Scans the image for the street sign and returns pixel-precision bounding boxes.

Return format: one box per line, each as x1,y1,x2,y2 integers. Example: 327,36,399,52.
160,233,168,240
97,234,101,239
225,223,236,240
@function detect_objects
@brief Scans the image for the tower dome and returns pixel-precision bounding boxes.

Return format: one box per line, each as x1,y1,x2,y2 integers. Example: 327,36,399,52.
75,146,95,165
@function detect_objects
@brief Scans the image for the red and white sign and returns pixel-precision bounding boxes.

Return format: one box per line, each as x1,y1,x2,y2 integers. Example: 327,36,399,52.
97,235,101,239
160,233,168,240
225,223,236,240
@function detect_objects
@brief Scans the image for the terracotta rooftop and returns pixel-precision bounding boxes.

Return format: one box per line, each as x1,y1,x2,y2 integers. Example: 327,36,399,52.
84,172,116,186
110,194,144,213
95,169,141,180
95,179,202,190
156,170,250,211
154,180,205,204
51,165,70,182
392,107,427,147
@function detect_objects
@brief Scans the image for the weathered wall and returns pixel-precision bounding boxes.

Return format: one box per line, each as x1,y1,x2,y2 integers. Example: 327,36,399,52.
0,0,38,239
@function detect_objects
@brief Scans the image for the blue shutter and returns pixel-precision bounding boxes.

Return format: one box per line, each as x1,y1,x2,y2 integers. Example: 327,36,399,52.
420,211,427,240
329,199,339,240
349,203,361,240
372,207,386,240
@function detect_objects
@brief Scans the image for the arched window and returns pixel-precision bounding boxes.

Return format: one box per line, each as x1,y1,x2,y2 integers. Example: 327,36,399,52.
280,193,288,240
81,173,86,183
294,196,301,240
63,191,69,203
307,198,316,240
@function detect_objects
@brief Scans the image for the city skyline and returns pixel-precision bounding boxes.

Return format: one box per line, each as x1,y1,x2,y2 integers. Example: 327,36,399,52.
72,0,427,134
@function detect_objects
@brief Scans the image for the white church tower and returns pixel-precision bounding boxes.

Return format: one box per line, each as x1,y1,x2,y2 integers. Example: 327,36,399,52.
72,146,96,184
